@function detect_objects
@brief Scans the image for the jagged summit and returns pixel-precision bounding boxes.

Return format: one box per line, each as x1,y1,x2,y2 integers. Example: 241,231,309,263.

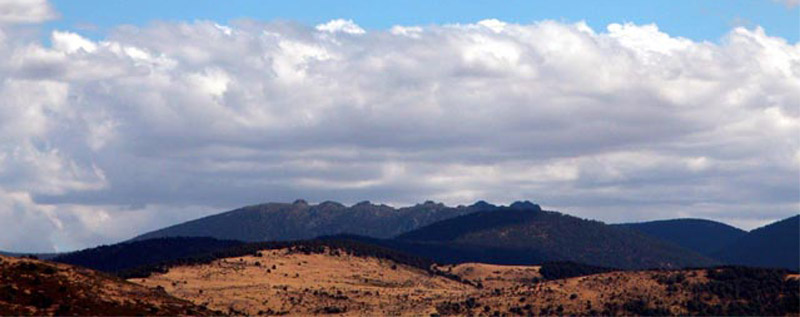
318,200,345,209
245,199,540,211
470,200,495,209
130,199,550,244
131,200,480,242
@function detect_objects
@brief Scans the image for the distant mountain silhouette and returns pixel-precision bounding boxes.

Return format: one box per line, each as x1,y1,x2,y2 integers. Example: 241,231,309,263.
714,215,799,270
104,199,797,271
0,251,59,260
51,237,244,273
387,202,717,269
132,200,478,242
613,219,746,258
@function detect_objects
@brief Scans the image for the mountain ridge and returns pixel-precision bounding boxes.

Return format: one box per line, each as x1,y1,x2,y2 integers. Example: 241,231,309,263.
131,199,479,242
31,199,797,272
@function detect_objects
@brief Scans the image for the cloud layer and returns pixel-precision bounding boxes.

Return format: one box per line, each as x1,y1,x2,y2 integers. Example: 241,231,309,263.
0,0,56,24
0,13,798,252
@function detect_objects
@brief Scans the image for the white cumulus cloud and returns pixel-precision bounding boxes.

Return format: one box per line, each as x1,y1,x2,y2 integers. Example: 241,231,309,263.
316,19,366,34
0,15,797,252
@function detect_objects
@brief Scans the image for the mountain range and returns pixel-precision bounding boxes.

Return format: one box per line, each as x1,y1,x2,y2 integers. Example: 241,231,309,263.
38,200,798,272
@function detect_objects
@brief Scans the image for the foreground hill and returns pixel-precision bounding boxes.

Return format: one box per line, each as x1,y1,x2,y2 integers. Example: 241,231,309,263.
132,244,799,316
0,255,215,316
133,246,472,316
715,215,800,270
613,219,746,257
132,200,476,242
392,202,716,269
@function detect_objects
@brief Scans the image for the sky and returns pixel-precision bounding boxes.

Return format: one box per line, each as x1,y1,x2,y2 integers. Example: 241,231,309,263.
0,0,798,252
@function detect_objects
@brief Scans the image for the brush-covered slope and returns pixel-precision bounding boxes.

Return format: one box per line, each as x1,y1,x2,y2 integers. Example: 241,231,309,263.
0,255,215,316
132,200,477,242
715,215,800,270
613,218,747,257
394,201,717,269
51,237,244,275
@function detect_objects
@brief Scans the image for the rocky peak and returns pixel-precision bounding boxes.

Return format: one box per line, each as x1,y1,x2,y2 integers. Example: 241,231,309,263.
509,200,541,211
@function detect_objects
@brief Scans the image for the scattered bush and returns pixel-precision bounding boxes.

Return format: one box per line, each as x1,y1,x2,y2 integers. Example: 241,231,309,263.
539,261,617,280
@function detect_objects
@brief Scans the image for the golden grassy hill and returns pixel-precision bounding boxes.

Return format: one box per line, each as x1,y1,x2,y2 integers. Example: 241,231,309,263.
133,247,473,315
0,254,215,316
132,246,799,316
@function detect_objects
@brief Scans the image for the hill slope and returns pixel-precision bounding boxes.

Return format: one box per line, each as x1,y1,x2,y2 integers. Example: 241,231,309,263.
613,218,746,257
132,200,477,242
715,215,800,270
0,255,215,316
394,202,717,269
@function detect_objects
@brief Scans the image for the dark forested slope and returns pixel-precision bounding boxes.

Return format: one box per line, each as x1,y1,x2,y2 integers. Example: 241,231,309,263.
714,215,799,270
394,202,717,269
613,218,746,257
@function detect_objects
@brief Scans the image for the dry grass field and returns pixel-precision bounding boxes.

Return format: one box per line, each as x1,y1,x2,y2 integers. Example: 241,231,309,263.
132,247,761,316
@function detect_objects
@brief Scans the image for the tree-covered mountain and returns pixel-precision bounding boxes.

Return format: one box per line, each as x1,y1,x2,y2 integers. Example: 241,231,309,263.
613,218,747,258
714,215,799,270
131,200,479,242
391,202,717,269
51,237,244,273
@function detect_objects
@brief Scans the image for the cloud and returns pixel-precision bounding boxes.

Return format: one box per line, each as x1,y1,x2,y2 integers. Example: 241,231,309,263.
316,19,366,34
0,0,56,24
0,17,797,252
773,0,800,8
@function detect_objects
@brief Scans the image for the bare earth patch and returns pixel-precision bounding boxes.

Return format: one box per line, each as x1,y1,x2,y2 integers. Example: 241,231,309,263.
438,262,542,289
